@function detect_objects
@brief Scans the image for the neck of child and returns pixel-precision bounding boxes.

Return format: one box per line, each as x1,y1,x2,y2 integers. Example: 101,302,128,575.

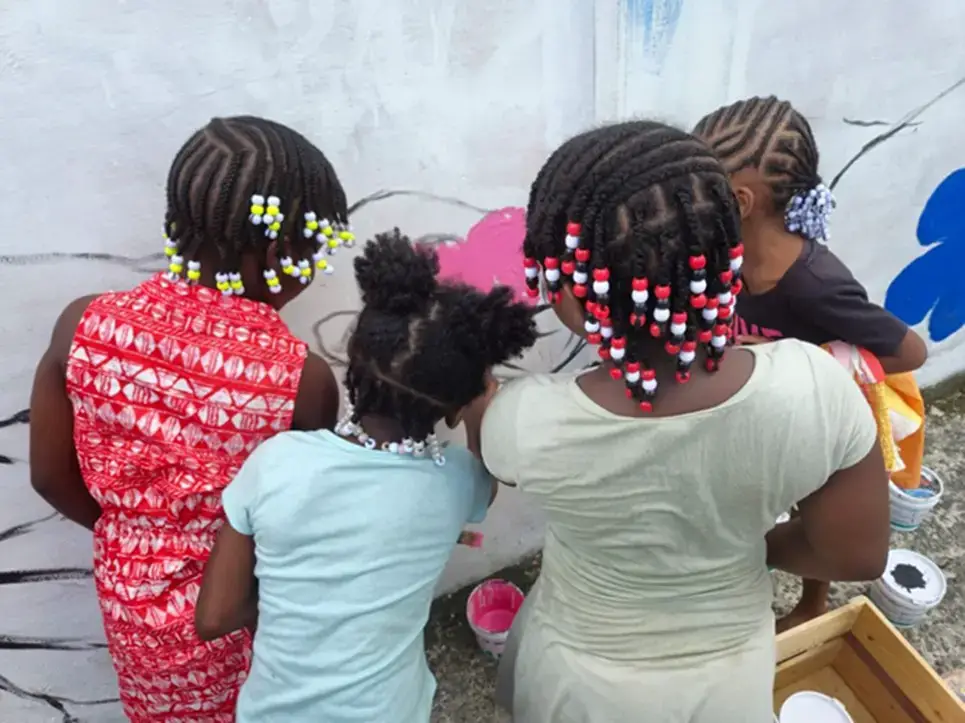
188,250,281,309
742,221,804,293
357,414,409,444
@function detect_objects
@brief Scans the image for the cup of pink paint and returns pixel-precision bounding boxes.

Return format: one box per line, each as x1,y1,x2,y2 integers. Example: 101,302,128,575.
466,579,525,657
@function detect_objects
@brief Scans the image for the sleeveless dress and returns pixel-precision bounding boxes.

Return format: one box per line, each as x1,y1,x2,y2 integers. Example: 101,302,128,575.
64,273,307,722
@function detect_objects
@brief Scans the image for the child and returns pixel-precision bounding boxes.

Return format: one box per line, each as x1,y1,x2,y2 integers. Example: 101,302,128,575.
28,116,346,722
693,96,928,630
484,120,889,723
194,231,538,722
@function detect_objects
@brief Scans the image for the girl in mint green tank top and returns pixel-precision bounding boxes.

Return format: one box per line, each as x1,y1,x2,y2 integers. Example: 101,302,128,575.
194,231,537,722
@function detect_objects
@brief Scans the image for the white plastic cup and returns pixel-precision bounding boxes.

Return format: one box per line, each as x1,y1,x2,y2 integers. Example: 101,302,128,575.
869,549,947,628
466,579,525,657
889,466,944,532
779,692,854,722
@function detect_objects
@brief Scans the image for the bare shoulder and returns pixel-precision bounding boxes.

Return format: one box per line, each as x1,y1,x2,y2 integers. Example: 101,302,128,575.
292,350,340,431
48,295,100,364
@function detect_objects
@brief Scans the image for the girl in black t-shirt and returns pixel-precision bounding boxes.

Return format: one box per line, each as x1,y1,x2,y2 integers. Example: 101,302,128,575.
693,96,927,631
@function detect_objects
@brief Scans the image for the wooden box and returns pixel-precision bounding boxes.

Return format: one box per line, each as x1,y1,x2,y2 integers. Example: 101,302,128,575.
774,596,965,722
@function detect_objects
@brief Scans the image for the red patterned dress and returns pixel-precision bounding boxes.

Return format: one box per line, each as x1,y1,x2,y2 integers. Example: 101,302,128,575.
64,273,307,722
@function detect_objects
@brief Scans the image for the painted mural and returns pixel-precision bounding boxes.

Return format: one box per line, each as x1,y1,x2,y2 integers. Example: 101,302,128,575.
0,187,587,722
885,168,965,343
4,0,965,718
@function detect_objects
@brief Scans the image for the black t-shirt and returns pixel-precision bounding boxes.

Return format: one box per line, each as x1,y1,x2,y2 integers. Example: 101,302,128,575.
734,241,908,358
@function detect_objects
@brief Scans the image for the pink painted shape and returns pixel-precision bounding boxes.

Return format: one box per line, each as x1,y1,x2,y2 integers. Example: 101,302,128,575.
433,206,533,303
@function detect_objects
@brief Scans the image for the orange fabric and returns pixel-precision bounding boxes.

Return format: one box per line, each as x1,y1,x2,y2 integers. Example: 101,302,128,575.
821,343,925,488
886,372,925,490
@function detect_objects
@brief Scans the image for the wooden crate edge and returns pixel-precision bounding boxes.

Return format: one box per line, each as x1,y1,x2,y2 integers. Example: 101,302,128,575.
852,599,965,718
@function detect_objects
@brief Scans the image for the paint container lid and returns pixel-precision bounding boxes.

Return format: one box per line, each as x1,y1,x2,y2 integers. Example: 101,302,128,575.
879,549,947,608
779,692,854,722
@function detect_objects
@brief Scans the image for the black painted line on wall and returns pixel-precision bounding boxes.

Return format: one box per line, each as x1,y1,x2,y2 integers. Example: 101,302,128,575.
0,513,58,544
0,568,93,585
831,75,965,190
0,635,108,651
0,671,118,723
0,252,164,274
0,409,29,429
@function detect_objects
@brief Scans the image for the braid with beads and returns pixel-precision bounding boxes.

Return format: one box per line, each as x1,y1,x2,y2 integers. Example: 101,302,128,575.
161,116,350,293
523,121,744,411
693,96,835,242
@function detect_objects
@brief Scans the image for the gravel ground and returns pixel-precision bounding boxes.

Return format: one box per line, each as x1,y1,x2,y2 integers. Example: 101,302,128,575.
427,385,965,721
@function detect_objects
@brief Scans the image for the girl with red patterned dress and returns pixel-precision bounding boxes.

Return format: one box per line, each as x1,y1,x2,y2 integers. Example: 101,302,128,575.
28,116,346,722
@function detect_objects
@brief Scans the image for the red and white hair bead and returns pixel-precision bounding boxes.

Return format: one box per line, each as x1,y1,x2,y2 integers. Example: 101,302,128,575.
585,317,602,345
688,254,709,310
676,339,698,383
564,222,581,252
543,256,563,303
711,323,729,351
650,284,671,337
573,248,590,297
729,243,744,274
592,267,610,296
702,297,719,323
630,277,649,328
523,256,540,298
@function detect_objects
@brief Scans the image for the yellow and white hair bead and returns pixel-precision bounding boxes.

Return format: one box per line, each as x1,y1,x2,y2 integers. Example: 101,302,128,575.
167,254,184,282
337,223,356,248
186,260,201,284
250,194,284,240
297,259,312,284
263,268,282,294
280,256,299,280
312,249,333,275
229,272,244,295
215,272,232,295
305,212,337,275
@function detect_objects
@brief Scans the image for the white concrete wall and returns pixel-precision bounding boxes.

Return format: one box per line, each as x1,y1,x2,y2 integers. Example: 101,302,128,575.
603,0,965,384
1,0,964,719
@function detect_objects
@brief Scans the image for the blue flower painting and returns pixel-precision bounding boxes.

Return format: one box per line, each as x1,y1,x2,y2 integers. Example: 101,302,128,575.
885,169,965,342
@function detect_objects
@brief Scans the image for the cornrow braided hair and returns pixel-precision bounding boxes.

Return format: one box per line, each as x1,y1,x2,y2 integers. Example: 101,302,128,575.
346,230,538,440
693,96,835,242
523,121,744,412
162,116,350,293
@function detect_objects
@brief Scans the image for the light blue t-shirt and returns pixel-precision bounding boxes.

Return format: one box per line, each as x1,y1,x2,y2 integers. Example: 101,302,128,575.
221,429,492,723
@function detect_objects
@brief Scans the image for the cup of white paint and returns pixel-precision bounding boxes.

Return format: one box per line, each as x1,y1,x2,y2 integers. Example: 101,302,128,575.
778,691,854,722
869,548,947,628
889,466,944,531
466,579,525,657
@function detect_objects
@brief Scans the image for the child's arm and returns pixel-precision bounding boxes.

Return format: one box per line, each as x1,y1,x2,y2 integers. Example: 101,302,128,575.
792,263,927,374
195,523,258,640
29,296,103,530
291,351,340,431
462,375,501,507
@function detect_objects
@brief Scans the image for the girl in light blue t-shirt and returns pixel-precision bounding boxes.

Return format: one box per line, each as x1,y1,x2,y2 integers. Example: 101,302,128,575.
194,230,537,722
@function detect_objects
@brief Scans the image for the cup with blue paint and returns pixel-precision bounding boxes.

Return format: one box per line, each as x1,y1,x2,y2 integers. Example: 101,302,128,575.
889,466,944,532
